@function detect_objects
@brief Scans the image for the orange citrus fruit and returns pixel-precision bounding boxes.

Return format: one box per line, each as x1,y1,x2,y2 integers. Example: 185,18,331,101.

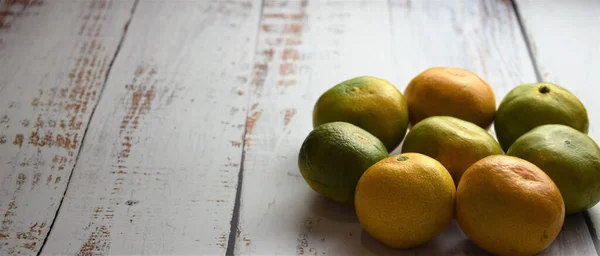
313,76,409,151
355,153,455,248
404,67,496,128
456,155,565,255
401,116,502,185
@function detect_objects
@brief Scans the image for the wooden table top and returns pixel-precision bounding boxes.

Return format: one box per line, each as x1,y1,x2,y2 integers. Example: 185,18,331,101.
0,0,599,255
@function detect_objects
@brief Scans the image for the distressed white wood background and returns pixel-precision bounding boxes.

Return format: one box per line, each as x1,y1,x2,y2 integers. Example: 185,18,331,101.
0,0,598,255
0,0,135,254
41,1,262,255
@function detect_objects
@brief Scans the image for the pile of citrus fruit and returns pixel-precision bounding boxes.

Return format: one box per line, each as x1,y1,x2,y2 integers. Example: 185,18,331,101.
297,67,600,255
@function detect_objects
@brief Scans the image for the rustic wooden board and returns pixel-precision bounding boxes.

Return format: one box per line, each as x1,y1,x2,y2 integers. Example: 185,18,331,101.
234,0,597,255
0,0,135,254
514,0,600,250
40,0,261,255
234,0,396,254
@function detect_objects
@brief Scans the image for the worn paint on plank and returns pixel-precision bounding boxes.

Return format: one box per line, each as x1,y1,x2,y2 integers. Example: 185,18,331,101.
78,65,157,255
0,0,43,30
42,1,262,254
0,0,136,254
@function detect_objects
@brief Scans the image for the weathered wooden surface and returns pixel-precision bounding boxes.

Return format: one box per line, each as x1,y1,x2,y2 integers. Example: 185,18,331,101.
40,1,261,255
514,0,600,249
0,0,135,254
235,0,396,254
234,0,597,255
0,0,598,255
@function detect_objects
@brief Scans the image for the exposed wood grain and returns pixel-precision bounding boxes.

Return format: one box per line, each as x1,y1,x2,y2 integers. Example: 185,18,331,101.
514,0,600,250
235,0,596,255
40,0,261,254
0,0,135,254
235,0,397,255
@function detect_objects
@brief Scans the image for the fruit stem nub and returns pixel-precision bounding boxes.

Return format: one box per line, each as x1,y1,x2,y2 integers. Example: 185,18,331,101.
397,156,408,161
539,85,550,94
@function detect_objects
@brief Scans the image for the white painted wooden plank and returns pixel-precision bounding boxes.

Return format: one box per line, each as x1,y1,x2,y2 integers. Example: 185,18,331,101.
514,0,600,249
40,0,261,255
235,0,398,254
0,0,135,254
235,0,596,255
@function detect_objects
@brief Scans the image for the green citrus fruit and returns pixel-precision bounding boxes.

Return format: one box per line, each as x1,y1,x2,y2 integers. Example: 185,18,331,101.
507,124,600,214
298,122,388,205
312,76,409,151
401,116,502,185
495,82,589,151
